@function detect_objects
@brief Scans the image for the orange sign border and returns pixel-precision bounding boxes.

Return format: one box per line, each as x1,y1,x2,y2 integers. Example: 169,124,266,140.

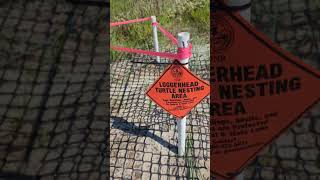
146,60,210,119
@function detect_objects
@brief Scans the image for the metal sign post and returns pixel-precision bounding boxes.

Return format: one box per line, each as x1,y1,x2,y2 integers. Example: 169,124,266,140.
111,16,209,157
151,16,161,63
177,32,190,156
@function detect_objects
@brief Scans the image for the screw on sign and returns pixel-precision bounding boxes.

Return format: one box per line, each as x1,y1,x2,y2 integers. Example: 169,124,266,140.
211,1,320,180
146,60,210,119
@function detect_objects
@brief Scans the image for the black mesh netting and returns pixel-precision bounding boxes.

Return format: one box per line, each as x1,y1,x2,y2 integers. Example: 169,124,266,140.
110,48,211,179
0,0,109,179
112,0,320,179
0,0,320,179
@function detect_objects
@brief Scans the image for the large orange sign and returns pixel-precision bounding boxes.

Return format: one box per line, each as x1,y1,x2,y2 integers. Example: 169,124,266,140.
146,61,210,119
211,4,320,180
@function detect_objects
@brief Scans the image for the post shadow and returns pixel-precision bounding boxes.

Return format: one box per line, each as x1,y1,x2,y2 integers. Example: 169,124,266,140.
111,116,177,154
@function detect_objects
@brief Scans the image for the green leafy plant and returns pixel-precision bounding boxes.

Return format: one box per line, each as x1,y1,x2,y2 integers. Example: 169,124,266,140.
185,128,206,180
185,131,196,179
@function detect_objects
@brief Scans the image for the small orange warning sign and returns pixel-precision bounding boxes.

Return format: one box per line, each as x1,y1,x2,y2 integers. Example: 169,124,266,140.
146,61,210,119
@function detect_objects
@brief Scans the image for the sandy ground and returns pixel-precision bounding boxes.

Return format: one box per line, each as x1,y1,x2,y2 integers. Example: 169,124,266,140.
110,49,211,179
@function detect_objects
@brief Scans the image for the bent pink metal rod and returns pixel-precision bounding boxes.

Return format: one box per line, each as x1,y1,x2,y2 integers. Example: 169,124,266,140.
110,17,192,60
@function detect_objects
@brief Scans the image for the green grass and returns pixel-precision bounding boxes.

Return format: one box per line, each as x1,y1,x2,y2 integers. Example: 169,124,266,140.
110,0,209,60
185,132,196,179
185,129,206,180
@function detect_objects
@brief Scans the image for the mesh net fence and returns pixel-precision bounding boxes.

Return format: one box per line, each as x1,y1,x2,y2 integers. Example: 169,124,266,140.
0,0,319,179
110,47,210,179
110,0,320,179
0,0,109,179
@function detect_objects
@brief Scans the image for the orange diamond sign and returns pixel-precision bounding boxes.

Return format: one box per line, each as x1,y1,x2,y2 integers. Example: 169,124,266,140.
146,61,210,119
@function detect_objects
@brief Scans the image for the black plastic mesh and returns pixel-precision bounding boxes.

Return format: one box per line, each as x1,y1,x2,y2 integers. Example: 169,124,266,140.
110,48,210,179
0,0,109,179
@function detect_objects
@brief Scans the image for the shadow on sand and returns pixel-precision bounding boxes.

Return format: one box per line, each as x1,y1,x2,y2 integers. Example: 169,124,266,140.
111,116,177,154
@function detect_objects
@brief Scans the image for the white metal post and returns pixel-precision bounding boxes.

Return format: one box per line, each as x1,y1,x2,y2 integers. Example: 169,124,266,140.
177,32,190,156
226,0,251,179
151,16,160,63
